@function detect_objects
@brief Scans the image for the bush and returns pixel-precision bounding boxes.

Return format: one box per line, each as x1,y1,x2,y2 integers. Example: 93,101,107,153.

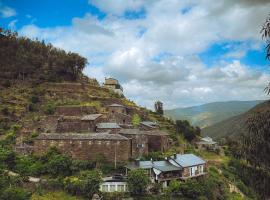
30,95,39,104
44,103,56,115
0,187,31,200
46,154,72,177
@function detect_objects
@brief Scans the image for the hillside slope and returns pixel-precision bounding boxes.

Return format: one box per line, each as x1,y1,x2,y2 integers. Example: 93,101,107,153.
202,100,270,139
165,100,263,128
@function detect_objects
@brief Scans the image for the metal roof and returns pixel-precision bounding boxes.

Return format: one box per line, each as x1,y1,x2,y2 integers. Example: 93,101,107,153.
170,154,206,167
81,114,103,121
36,132,128,140
153,161,181,172
201,136,213,142
197,141,217,145
97,123,121,129
125,160,181,172
119,129,169,136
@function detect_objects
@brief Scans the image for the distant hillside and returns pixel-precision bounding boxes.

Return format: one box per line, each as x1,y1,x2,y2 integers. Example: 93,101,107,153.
202,100,270,139
165,100,263,128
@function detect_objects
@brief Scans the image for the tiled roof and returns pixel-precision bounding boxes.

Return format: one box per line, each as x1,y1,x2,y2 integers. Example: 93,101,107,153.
81,114,103,121
36,132,128,140
108,103,125,107
97,123,121,129
170,154,206,167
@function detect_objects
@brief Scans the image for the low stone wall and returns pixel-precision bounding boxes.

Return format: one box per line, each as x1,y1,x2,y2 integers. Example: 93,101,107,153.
55,106,97,116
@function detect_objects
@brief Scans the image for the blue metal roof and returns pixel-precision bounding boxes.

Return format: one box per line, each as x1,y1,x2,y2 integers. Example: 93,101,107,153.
171,154,206,167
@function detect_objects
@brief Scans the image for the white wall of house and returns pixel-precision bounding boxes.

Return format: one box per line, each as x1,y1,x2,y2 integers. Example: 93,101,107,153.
100,182,128,193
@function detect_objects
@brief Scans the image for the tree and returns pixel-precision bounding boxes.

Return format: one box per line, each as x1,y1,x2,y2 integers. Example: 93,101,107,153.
175,120,200,142
154,101,164,115
80,170,102,199
127,169,150,195
46,154,72,177
132,114,141,127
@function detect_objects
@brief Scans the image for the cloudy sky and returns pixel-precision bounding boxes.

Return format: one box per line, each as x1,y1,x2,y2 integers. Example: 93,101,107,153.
1,0,270,109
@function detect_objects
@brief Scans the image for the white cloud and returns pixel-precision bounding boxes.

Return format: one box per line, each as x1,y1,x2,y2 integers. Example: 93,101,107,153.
8,19,18,30
0,6,16,18
18,0,270,109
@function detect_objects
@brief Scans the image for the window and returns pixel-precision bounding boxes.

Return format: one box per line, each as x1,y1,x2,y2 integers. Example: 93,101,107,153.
199,165,204,174
98,141,102,145
88,141,92,145
102,185,108,192
42,140,46,146
59,141,64,147
117,185,125,192
78,141,82,147
110,185,116,192
106,141,110,145
117,141,120,145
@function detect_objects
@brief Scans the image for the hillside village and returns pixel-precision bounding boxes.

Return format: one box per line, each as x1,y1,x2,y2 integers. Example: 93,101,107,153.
0,28,268,200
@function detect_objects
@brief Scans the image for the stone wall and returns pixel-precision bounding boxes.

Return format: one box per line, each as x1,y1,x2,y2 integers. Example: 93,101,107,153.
119,133,148,158
55,106,97,116
34,139,130,162
147,135,170,152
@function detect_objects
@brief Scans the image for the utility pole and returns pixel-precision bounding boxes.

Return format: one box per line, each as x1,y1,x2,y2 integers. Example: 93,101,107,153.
114,142,117,169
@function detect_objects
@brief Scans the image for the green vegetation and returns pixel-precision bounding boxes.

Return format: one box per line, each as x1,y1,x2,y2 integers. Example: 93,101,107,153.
132,113,141,127
0,29,87,83
175,120,201,142
127,169,150,196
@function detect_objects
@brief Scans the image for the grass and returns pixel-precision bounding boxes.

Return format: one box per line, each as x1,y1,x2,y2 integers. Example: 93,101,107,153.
31,191,82,200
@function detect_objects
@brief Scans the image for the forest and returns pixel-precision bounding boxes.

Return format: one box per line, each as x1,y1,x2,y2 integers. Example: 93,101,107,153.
0,29,87,83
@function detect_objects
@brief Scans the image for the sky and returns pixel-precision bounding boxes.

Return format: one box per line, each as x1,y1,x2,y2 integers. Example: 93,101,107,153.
1,0,270,110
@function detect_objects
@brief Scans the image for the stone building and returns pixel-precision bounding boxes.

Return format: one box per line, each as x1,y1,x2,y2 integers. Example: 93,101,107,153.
103,112,132,125
119,129,171,157
96,123,121,134
145,130,171,152
56,114,103,133
119,129,149,158
34,132,130,162
103,78,123,95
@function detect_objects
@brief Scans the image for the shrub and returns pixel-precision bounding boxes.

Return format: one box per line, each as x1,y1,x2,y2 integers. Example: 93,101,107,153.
44,103,56,115
0,187,31,200
30,95,39,104
2,80,11,88
46,154,72,177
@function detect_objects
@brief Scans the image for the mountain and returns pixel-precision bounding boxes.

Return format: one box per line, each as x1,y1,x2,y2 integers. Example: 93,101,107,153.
165,100,264,128
202,100,270,139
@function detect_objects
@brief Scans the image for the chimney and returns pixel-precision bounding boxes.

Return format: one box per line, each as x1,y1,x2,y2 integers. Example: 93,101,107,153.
173,153,177,159
135,158,140,166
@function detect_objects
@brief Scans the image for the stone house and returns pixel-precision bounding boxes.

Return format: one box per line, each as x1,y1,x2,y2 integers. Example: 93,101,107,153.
119,129,149,158
103,112,132,125
34,132,130,162
195,136,218,151
56,114,103,133
145,130,171,152
125,153,206,188
103,78,123,95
